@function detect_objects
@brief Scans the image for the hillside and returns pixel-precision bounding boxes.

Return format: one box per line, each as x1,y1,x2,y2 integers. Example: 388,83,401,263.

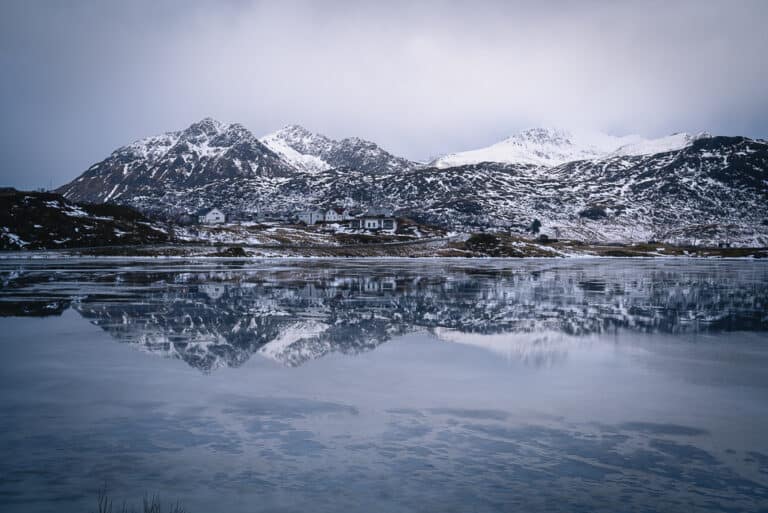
0,189,168,250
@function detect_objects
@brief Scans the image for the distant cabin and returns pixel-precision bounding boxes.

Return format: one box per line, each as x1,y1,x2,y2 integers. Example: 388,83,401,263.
198,208,226,224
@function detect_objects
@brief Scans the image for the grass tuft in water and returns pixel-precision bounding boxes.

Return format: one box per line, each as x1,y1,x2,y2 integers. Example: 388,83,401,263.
93,488,185,513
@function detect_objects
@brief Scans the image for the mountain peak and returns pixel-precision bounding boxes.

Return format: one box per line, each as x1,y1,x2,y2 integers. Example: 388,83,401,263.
267,124,329,143
339,136,375,147
279,124,314,134
175,119,262,151
513,128,572,143
260,125,333,174
260,127,414,174
185,117,226,136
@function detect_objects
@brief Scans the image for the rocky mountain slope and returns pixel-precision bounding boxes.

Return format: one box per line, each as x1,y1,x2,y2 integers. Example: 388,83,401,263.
56,119,768,245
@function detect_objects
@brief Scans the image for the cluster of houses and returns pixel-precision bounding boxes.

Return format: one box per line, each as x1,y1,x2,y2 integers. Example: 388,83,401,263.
297,207,352,225
299,207,397,232
194,206,398,232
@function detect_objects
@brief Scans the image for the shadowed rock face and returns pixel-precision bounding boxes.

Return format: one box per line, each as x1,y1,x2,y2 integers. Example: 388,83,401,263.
2,260,766,372
56,119,768,245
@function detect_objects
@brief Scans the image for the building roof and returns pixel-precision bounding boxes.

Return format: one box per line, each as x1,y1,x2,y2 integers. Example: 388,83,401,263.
360,208,394,218
197,207,225,216
364,207,393,216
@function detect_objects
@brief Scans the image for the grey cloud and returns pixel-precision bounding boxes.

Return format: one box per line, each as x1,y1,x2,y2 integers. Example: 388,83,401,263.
1,0,767,188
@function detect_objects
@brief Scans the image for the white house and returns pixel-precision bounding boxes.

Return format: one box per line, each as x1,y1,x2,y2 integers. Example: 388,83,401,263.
298,209,324,225
324,207,352,222
362,216,397,231
298,207,352,224
349,209,397,232
198,208,226,224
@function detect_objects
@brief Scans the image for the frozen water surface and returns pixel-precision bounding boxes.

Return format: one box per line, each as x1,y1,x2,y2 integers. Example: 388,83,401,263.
0,258,767,512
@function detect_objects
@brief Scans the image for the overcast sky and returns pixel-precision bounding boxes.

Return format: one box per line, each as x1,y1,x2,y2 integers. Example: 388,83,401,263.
1,0,767,189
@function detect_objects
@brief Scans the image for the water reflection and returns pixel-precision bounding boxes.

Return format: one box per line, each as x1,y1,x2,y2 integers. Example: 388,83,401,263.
1,259,766,371
2,259,768,513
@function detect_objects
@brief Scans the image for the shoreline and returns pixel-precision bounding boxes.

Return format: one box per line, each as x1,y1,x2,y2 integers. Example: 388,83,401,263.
2,248,767,261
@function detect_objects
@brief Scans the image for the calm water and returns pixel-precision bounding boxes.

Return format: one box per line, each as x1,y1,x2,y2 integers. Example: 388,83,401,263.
1,258,768,513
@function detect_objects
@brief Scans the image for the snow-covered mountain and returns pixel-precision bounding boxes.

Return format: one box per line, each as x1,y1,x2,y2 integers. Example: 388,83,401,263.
58,118,297,204
430,128,709,168
58,119,416,204
260,124,415,174
56,119,768,245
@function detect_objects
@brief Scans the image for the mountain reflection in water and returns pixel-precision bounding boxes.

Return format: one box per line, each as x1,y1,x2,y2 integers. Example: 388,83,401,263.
1,259,766,372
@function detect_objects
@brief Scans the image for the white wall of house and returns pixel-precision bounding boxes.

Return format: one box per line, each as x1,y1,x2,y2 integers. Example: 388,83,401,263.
298,211,323,225
359,217,397,231
324,209,351,222
200,208,226,224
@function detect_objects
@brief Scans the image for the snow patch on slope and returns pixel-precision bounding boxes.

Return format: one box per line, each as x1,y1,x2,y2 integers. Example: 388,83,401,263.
609,132,710,157
261,128,331,174
258,320,330,362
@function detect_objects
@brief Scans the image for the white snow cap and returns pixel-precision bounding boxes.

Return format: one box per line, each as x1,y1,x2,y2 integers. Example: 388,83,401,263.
432,128,709,168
